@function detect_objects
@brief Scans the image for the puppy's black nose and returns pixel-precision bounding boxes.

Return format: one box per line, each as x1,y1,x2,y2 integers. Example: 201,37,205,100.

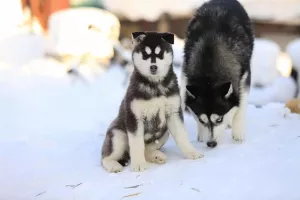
150,65,157,73
207,141,217,148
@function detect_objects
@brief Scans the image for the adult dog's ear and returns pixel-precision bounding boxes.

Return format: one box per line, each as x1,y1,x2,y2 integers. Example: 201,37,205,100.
131,32,146,44
161,32,174,44
218,82,233,99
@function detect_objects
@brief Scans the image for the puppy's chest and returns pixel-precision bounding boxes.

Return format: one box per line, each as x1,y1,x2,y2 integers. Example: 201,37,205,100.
131,96,180,130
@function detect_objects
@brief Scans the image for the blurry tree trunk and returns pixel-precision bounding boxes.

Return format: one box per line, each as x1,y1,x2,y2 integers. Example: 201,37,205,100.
21,0,70,32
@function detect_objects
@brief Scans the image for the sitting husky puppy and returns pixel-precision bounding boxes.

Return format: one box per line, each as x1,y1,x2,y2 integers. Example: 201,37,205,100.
102,31,203,173
180,0,254,148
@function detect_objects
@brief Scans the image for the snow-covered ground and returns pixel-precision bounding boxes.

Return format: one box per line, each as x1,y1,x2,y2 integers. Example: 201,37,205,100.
0,6,299,196
0,62,300,200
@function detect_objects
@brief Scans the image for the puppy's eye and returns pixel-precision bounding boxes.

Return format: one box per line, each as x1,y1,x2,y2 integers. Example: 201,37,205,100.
216,117,223,123
145,47,151,55
155,46,161,55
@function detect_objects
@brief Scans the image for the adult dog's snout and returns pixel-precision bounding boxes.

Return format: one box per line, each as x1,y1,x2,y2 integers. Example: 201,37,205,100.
207,141,217,148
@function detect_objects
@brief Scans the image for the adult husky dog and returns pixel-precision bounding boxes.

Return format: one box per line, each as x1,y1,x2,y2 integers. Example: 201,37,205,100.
180,0,254,148
102,32,203,173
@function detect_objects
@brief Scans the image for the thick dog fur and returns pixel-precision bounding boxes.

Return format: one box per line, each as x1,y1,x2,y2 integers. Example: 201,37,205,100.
102,32,203,173
180,0,254,147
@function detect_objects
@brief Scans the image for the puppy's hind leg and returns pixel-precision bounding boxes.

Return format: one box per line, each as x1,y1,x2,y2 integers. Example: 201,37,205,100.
145,132,169,164
101,129,128,173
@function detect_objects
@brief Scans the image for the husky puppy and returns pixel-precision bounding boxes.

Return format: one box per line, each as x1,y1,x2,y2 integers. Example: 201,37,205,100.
102,31,203,173
180,0,254,148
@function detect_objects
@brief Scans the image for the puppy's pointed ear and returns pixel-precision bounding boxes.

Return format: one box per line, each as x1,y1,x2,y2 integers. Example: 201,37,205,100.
132,32,145,39
161,32,174,44
131,32,146,44
218,82,233,99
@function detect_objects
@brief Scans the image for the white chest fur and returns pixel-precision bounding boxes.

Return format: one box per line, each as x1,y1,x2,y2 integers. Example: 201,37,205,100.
130,95,180,121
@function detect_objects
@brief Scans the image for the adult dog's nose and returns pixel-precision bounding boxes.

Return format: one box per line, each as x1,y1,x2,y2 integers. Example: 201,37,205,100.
150,65,157,73
207,141,217,148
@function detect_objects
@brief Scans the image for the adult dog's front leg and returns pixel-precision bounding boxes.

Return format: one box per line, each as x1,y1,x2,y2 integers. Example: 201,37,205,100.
188,107,208,142
128,120,148,172
232,100,246,142
167,112,203,159
232,73,249,143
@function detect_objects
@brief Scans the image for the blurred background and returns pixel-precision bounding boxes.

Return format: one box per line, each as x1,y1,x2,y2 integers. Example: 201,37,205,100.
1,0,300,106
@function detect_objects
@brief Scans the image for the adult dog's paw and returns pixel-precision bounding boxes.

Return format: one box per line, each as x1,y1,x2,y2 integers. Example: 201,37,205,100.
183,150,204,160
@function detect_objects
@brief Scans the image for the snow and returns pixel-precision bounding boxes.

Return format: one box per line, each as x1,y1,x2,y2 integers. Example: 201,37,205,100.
0,33,45,69
1,59,300,199
248,38,297,105
250,38,281,87
0,7,299,196
248,76,297,105
287,39,300,70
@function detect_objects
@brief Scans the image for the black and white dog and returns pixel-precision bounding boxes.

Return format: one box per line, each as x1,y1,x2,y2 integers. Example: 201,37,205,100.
102,32,203,173
180,0,254,148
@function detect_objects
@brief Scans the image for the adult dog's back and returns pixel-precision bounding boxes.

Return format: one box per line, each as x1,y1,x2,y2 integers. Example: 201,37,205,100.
180,0,254,147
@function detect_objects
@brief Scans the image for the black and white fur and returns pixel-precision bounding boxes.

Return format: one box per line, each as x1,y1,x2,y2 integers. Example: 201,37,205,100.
180,0,254,148
101,31,203,173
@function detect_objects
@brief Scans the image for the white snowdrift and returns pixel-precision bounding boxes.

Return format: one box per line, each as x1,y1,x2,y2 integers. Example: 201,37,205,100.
0,64,300,200
248,76,297,106
286,38,300,71
250,38,281,87
248,38,297,105
0,33,44,69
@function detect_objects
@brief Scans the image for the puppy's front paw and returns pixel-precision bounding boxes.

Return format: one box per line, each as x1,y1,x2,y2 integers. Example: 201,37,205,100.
183,150,204,160
102,159,123,173
131,161,148,172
